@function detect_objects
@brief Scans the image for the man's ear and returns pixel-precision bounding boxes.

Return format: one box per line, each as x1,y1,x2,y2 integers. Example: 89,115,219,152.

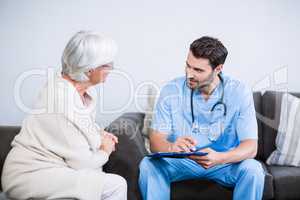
215,64,223,74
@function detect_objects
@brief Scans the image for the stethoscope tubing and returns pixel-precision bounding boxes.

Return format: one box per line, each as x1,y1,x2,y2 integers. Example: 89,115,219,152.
190,74,226,124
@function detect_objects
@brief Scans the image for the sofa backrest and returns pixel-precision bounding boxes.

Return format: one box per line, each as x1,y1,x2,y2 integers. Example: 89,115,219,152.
0,126,20,190
0,93,268,174
0,91,299,189
252,92,264,160
260,91,300,161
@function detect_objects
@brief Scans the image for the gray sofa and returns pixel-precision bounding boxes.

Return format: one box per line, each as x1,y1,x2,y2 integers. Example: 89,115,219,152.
1,91,300,200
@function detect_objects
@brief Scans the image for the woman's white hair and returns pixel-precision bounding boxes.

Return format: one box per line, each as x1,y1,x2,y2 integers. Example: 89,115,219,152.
61,30,118,81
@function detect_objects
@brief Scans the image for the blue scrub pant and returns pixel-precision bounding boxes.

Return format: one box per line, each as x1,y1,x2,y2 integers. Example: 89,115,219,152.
139,157,265,200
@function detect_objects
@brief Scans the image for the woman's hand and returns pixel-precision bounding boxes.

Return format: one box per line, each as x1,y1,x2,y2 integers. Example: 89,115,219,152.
102,131,118,144
99,131,118,155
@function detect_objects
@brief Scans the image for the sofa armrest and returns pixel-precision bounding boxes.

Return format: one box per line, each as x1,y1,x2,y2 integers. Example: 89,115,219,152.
103,112,147,200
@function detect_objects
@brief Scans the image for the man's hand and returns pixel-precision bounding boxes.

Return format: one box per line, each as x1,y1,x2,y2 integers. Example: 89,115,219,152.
168,136,197,152
189,148,225,169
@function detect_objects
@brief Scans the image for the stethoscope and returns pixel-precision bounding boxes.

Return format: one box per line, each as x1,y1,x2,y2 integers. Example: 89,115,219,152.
190,74,227,140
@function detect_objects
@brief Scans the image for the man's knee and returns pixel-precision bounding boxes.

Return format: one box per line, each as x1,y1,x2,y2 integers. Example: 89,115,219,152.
139,157,151,170
238,159,265,182
139,157,154,179
139,157,172,181
139,157,157,174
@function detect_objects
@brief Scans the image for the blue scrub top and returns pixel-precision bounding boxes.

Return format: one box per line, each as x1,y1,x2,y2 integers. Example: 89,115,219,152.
151,73,258,152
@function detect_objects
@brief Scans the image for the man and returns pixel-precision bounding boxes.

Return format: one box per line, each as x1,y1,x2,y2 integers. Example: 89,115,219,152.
138,36,265,200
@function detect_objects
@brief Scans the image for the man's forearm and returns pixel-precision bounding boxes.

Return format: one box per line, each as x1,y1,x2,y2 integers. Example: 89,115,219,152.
149,131,172,152
220,140,257,164
150,137,172,152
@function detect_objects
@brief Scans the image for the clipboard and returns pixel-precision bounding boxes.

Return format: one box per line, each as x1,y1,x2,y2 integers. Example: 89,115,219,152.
146,151,208,159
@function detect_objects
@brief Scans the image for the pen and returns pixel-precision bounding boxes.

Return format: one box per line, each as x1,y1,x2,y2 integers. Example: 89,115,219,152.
190,146,197,152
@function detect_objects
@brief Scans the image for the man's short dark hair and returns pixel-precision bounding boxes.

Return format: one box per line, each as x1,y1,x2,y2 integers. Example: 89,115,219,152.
190,36,228,69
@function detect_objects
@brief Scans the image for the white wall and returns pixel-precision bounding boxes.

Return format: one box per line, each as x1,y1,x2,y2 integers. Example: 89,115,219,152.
0,0,299,126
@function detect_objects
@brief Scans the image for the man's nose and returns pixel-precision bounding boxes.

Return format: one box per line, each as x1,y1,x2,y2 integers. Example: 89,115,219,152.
187,71,194,79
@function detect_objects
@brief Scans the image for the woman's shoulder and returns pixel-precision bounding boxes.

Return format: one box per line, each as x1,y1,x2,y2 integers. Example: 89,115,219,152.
32,74,76,114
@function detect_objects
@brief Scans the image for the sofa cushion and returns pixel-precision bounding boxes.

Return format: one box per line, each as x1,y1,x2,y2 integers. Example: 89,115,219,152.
268,165,300,200
104,112,147,200
171,179,232,200
260,161,274,199
0,192,7,200
266,93,300,167
261,91,300,161
0,126,20,191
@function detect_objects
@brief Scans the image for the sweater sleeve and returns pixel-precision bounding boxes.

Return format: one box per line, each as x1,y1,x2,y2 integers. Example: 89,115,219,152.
53,113,109,170
45,80,111,169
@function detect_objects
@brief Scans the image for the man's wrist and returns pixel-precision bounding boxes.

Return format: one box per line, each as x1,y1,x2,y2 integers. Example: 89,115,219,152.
167,142,173,152
219,152,228,165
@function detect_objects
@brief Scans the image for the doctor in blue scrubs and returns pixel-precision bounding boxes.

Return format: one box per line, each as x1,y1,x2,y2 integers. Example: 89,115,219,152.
138,36,265,200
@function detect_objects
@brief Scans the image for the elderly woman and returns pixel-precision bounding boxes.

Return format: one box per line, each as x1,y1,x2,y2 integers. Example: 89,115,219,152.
1,31,127,200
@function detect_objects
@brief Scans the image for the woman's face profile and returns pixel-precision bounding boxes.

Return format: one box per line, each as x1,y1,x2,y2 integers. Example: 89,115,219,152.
87,63,113,85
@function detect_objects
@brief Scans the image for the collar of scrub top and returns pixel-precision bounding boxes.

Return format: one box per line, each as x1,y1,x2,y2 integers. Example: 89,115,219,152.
190,73,227,130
